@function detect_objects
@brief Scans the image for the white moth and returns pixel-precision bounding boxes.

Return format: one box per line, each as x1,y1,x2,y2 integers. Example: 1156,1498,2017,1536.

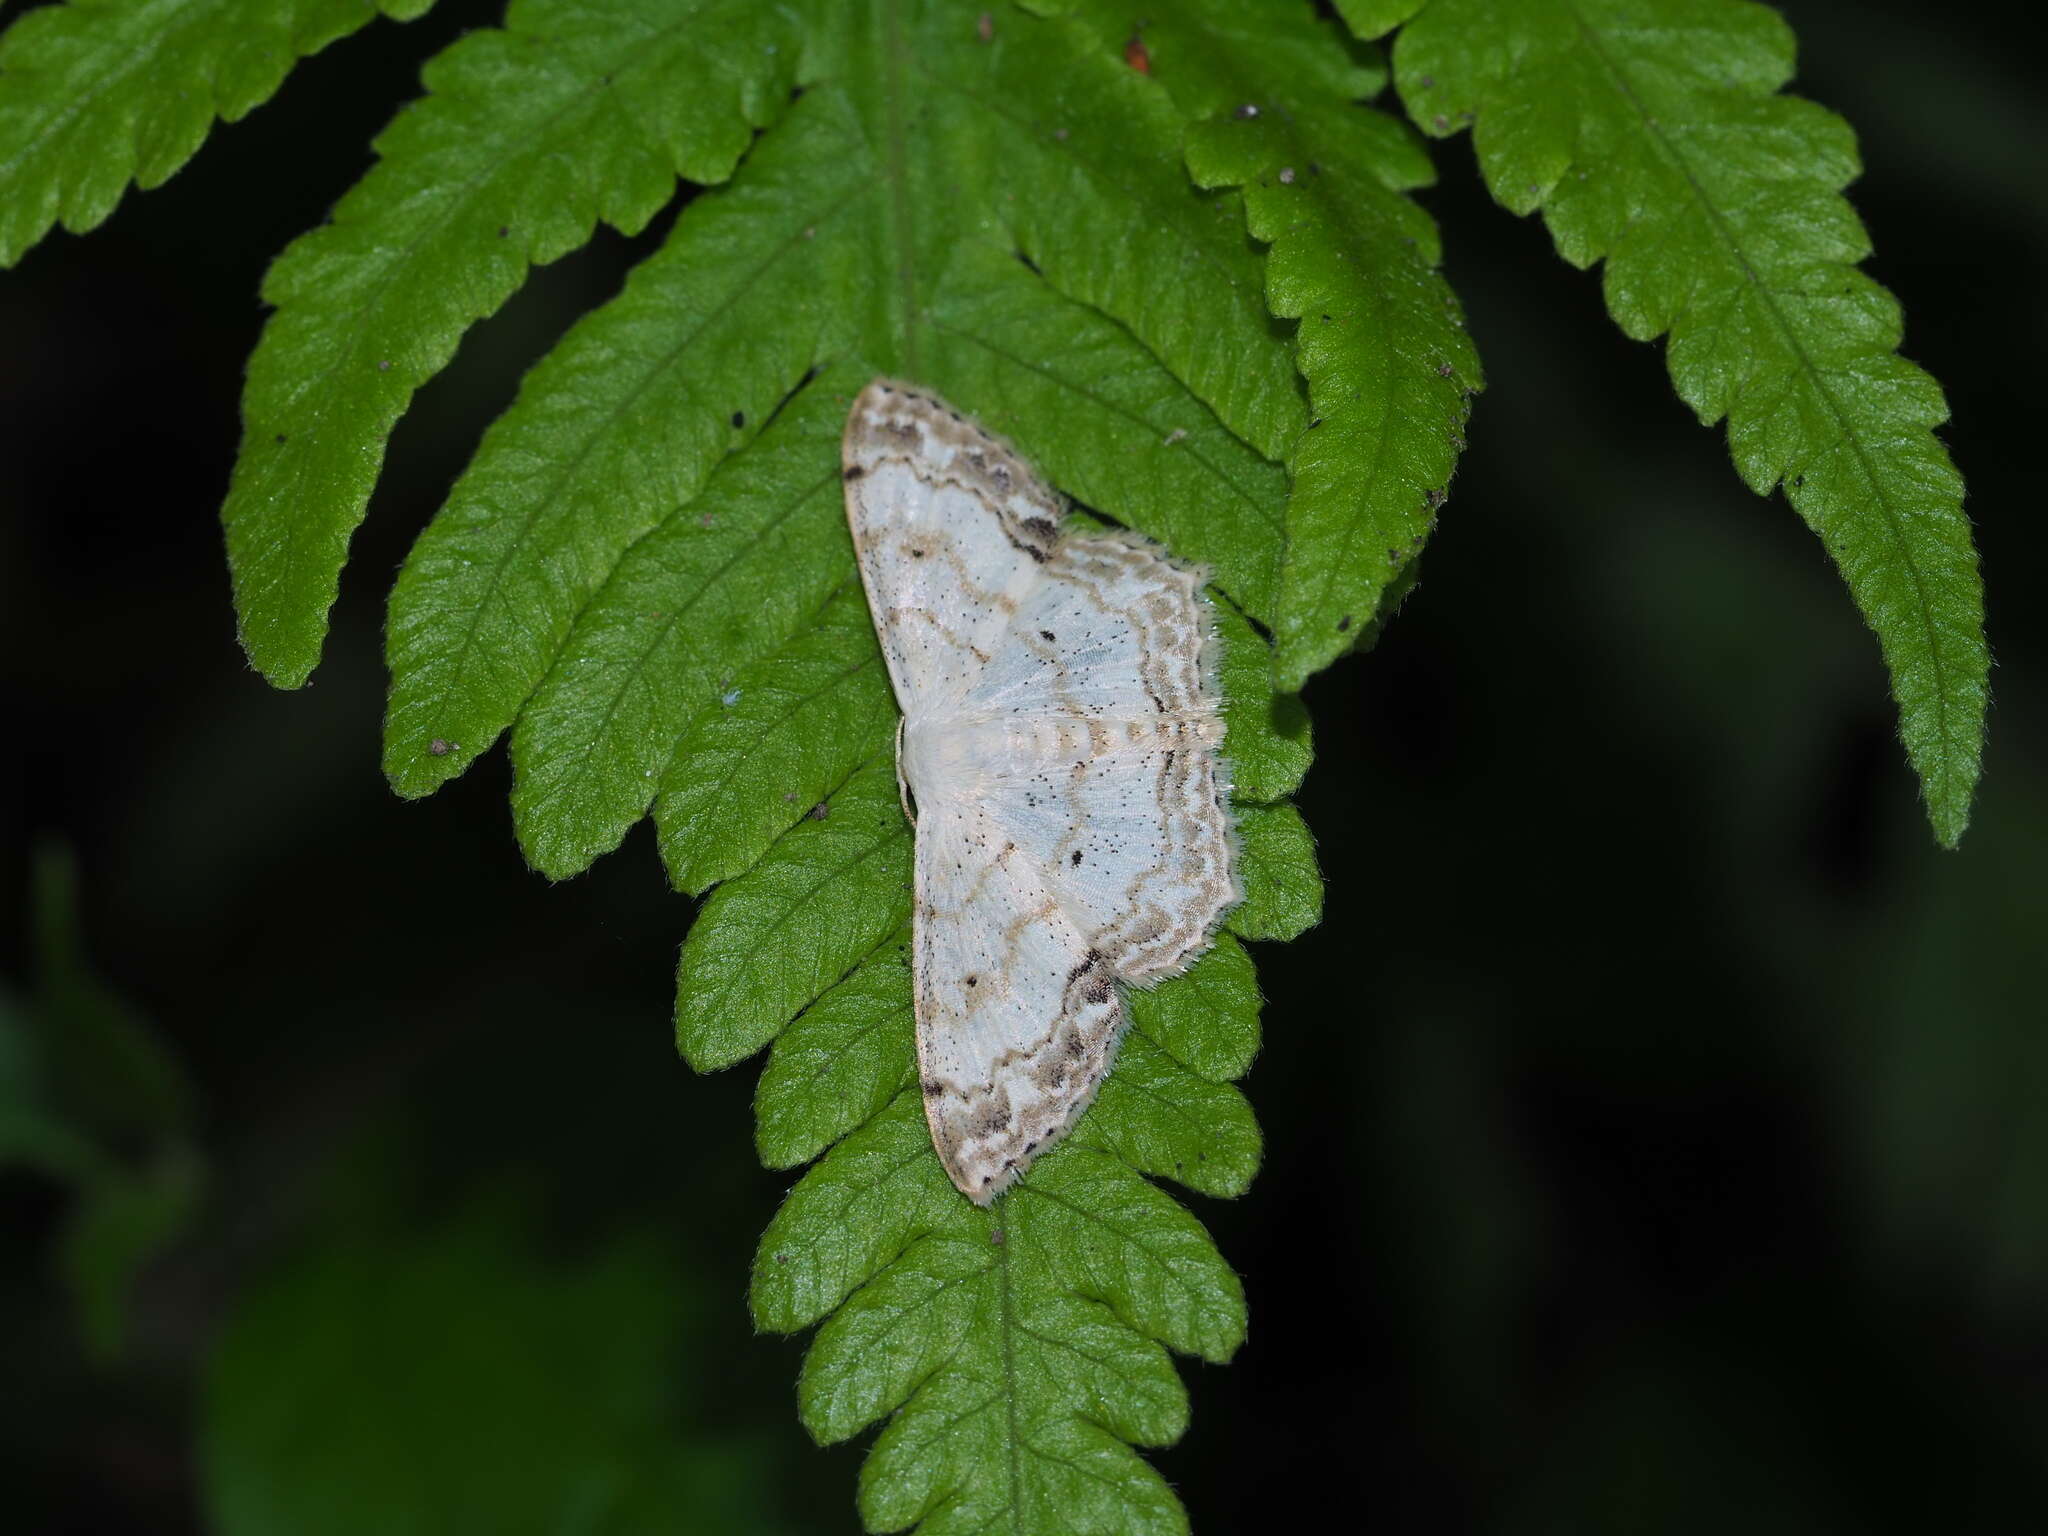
842,380,1238,1203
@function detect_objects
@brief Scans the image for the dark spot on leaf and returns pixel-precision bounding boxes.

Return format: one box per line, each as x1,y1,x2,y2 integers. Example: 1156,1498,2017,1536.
808,801,830,820
731,410,745,428
843,464,864,481
774,1252,789,1264
910,547,926,558
1072,850,1083,866
273,432,288,444
496,225,509,238
989,1227,1005,1246
965,974,977,987
1040,629,1056,642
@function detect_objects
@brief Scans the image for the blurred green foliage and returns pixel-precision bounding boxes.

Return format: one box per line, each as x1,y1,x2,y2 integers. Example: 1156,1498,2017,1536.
0,848,201,1363
203,1165,797,1536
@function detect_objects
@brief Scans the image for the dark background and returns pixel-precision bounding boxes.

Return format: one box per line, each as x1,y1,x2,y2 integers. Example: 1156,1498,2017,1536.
4,1,2042,1530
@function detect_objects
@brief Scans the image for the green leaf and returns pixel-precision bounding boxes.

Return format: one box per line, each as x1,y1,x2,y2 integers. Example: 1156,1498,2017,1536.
1230,801,1323,943
2,847,203,1361
502,373,860,878
203,1193,797,1535
752,935,1265,1199
29,844,193,1143
1062,0,1481,691
1214,595,1312,803
1332,0,1425,35
0,987,108,1183
754,933,918,1171
1126,934,1262,1085
0,0,433,268
659,579,900,896
754,1096,1242,1536
58,1144,203,1362
675,755,911,1074
921,244,1294,621
1077,1031,1262,1200
1390,0,1988,845
226,0,808,687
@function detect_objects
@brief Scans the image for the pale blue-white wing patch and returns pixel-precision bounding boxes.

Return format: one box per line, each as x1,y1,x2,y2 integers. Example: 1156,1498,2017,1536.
842,379,1235,1203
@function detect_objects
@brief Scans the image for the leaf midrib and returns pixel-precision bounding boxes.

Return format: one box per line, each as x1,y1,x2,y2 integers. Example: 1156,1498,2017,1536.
993,1199,1026,1536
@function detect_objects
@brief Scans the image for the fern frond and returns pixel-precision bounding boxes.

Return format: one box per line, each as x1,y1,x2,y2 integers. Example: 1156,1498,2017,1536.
226,0,1350,1526
1053,0,1481,690
1380,0,1988,845
224,0,808,687
0,0,433,268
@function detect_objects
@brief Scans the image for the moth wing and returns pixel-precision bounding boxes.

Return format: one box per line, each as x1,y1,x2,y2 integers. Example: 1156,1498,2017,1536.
964,535,1237,982
961,533,1215,722
844,380,1060,718
912,782,1122,1205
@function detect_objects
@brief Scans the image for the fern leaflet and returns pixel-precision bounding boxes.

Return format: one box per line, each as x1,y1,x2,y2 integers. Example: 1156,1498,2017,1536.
228,0,808,688
0,0,436,269
1376,0,1989,845
1056,0,1481,691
